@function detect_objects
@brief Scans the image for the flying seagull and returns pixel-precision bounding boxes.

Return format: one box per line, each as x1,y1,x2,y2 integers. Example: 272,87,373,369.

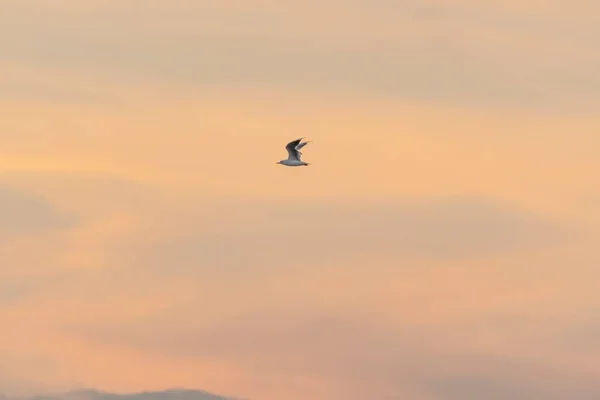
276,138,311,166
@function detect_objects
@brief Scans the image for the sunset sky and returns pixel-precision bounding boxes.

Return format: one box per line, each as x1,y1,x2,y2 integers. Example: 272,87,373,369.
1,1,600,399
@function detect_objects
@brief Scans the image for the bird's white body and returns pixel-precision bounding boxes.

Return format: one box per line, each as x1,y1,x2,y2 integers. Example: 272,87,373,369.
279,159,308,167
277,138,311,167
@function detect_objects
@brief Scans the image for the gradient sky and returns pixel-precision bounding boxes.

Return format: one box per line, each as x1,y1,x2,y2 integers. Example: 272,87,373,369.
1,1,600,399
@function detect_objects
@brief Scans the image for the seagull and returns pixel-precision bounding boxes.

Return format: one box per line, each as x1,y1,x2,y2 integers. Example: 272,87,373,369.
276,138,311,166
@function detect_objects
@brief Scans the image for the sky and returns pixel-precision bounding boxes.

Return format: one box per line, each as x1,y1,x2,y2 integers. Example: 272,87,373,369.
1,1,600,399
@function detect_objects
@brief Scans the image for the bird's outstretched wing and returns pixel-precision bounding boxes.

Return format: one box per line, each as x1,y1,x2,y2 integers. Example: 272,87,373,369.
285,138,303,160
295,141,310,151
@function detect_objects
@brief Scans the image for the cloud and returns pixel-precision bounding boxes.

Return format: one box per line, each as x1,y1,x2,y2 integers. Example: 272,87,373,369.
0,4,596,394
425,361,600,400
0,172,163,215
57,197,572,398
0,81,109,105
69,310,600,400
0,185,77,241
0,351,60,396
30,389,236,400
119,198,566,279
0,184,79,307
1,1,598,110
0,182,588,400
0,280,33,305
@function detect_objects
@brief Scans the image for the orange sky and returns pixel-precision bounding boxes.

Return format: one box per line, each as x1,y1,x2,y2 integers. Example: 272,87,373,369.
1,1,600,399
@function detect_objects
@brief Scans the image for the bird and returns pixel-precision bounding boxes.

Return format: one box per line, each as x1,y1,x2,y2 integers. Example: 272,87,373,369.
276,138,311,166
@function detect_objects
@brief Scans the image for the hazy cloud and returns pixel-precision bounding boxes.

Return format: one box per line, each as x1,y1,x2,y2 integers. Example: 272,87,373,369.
0,280,32,305
427,369,600,400
0,2,598,398
0,185,77,241
71,310,600,400
1,1,598,110
0,81,111,105
40,389,235,400
121,198,566,278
